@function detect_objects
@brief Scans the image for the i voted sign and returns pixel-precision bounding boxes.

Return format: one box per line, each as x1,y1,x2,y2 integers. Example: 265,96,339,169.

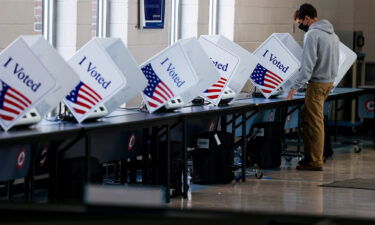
97,38,147,111
199,36,239,105
64,39,127,122
140,41,198,113
0,37,57,131
199,35,259,105
251,34,301,98
173,37,220,108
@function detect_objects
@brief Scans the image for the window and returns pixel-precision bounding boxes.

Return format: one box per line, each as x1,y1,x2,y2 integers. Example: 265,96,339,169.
208,0,218,35
43,0,55,46
97,0,109,38
76,0,99,49
169,0,180,45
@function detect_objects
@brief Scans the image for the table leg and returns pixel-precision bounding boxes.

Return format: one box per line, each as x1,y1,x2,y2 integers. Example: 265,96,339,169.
242,112,247,182
165,125,171,203
182,119,188,198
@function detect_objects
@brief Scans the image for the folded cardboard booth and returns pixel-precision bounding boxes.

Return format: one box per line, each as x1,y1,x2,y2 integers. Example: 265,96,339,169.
140,37,220,113
199,35,259,105
250,33,302,99
0,35,80,131
334,42,357,88
64,38,147,122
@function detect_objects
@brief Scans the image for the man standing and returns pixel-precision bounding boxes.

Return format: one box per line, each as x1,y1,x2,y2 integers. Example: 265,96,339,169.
287,3,340,171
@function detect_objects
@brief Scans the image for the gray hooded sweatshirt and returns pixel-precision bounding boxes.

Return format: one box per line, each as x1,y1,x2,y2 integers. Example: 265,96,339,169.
291,19,340,90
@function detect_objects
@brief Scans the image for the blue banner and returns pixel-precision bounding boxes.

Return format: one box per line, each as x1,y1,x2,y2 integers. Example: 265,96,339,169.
0,145,30,182
358,94,374,119
142,0,165,28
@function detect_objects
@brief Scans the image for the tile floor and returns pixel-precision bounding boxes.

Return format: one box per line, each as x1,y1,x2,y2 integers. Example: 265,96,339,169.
170,139,375,219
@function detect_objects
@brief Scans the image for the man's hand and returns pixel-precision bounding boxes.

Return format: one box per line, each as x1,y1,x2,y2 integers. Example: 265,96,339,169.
286,89,296,100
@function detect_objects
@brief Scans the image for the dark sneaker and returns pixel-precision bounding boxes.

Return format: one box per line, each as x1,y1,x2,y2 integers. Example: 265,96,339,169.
297,158,311,166
296,165,323,171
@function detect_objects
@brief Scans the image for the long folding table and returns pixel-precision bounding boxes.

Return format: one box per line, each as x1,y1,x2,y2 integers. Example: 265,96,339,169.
0,88,365,203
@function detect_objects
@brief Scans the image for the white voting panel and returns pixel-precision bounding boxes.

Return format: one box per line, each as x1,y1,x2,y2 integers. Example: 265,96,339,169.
64,38,146,123
140,37,219,113
96,38,148,111
177,38,220,106
273,34,303,93
199,35,259,105
251,33,302,98
0,35,79,131
334,42,357,89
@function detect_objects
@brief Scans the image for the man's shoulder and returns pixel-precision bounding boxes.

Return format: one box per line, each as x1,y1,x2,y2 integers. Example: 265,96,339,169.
304,30,319,41
306,29,322,36
306,29,333,40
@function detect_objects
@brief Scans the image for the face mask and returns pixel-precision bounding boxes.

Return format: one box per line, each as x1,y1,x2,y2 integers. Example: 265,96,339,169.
298,23,309,32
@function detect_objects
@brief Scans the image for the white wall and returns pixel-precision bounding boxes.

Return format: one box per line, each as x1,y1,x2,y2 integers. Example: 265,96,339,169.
230,0,374,62
76,0,93,49
354,0,375,61
0,0,36,50
233,0,303,52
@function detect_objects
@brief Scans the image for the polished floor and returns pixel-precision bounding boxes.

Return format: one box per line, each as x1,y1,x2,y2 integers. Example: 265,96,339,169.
170,139,375,219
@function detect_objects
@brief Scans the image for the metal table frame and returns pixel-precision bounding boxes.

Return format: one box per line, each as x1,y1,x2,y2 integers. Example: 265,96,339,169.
0,88,365,203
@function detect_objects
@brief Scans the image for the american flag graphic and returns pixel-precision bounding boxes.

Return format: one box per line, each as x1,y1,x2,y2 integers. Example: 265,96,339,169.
142,63,174,108
250,64,284,94
0,80,32,122
203,77,228,100
66,81,102,114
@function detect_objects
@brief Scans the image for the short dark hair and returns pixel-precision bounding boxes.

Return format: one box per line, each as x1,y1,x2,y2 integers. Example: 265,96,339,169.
294,3,317,20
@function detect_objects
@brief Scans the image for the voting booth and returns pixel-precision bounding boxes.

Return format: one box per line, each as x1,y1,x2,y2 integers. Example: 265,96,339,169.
198,35,259,105
250,33,302,98
333,43,357,88
0,35,80,131
140,37,219,113
64,38,147,123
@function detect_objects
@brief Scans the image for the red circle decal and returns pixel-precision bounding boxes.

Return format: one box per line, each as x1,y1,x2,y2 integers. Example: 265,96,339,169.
128,133,136,151
16,149,27,169
365,100,374,112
